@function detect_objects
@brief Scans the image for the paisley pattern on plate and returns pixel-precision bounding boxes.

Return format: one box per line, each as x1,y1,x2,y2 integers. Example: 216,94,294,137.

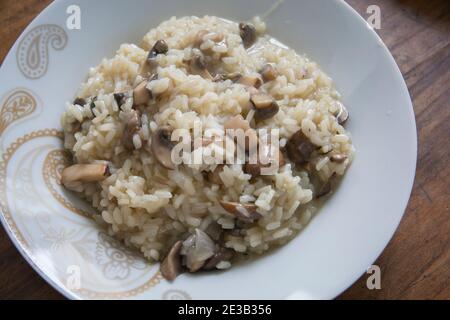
0,129,167,299
0,88,37,136
96,231,147,280
16,24,68,79
162,289,192,300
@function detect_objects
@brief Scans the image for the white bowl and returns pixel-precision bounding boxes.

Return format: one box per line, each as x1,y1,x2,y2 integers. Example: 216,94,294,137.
0,0,416,299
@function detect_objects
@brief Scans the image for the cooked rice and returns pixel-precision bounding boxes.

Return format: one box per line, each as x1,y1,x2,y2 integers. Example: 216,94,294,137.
61,16,354,267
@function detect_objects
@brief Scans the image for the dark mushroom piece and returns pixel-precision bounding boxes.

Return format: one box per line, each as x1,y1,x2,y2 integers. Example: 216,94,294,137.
73,97,86,106
335,102,349,125
151,126,176,170
160,240,183,281
203,247,234,270
187,52,213,80
286,130,316,165
147,39,169,61
239,22,257,48
142,40,169,76
204,221,223,242
250,93,279,120
61,163,110,186
311,172,337,198
219,200,261,222
330,153,347,163
206,165,224,185
113,91,131,109
89,96,97,110
122,110,141,151
260,63,278,82
133,80,151,105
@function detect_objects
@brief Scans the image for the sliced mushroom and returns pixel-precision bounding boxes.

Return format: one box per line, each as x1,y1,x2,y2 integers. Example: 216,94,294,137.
260,63,278,82
113,91,131,109
142,40,169,76
133,80,151,105
181,229,216,273
206,165,224,185
213,72,242,83
70,121,82,134
147,39,169,61
204,221,223,242
335,101,349,125
311,172,337,198
122,110,141,151
187,52,213,80
160,240,183,281
239,22,257,48
73,97,86,106
330,153,347,163
219,200,261,222
250,93,279,120
203,247,234,270
286,130,316,165
238,75,263,88
61,163,110,185
151,126,175,170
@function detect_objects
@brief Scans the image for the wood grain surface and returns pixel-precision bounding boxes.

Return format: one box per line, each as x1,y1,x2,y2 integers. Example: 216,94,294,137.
0,0,448,300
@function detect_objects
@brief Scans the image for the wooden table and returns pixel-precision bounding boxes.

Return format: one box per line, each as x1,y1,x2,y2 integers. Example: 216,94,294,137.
0,0,448,300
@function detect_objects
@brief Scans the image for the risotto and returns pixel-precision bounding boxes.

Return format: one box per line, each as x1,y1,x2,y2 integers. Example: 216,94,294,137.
60,16,354,280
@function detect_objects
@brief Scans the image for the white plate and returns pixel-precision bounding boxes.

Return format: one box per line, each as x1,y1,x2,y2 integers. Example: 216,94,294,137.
0,0,416,299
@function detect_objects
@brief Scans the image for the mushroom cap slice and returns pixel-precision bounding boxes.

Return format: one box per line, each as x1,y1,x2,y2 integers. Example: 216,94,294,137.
122,110,141,151
206,165,224,185
133,80,151,106
160,240,183,281
335,101,349,125
182,229,216,273
187,51,213,80
213,72,242,83
219,200,261,222
311,173,337,198
61,164,110,185
330,153,347,163
286,130,316,165
147,39,169,60
203,247,234,271
113,91,132,109
260,63,279,82
250,93,279,120
73,97,86,106
239,22,257,48
238,75,263,88
151,126,176,170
